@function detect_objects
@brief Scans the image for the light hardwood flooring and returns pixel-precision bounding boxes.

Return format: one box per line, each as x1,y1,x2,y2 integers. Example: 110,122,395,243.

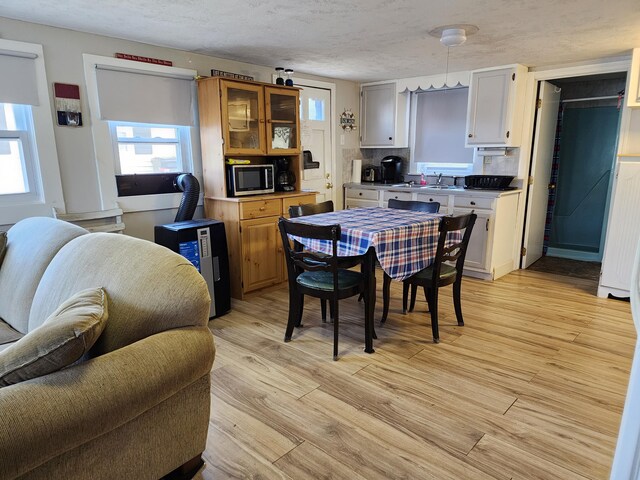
197,269,634,479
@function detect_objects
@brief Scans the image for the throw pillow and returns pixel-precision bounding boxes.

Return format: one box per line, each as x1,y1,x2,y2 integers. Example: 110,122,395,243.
0,231,6,268
0,287,108,387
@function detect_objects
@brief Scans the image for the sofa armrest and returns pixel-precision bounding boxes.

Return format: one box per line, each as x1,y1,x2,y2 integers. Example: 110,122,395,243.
0,326,215,479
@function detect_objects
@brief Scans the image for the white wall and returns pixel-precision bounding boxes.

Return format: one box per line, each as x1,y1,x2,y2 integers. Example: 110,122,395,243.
0,17,360,240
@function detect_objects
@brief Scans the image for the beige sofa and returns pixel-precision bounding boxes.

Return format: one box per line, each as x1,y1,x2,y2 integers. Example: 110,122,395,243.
0,217,215,479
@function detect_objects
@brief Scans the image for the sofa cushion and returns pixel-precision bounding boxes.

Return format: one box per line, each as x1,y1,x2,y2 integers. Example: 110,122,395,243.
0,320,23,346
0,287,108,387
0,217,87,334
29,233,211,357
0,231,7,267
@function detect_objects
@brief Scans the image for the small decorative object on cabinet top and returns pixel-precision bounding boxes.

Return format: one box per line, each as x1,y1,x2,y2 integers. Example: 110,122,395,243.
340,109,357,131
275,67,285,85
285,69,294,86
210,69,254,81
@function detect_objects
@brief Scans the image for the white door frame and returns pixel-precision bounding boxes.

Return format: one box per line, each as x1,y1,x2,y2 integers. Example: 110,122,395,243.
516,59,632,272
296,78,337,204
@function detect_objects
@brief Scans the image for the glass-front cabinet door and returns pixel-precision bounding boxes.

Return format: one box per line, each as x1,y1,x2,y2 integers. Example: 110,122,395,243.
265,87,300,155
221,81,265,155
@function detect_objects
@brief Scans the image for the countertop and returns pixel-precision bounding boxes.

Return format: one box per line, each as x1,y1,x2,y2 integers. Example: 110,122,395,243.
344,182,522,197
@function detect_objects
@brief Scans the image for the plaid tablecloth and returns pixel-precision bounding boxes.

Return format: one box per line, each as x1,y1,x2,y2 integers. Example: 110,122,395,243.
289,207,459,281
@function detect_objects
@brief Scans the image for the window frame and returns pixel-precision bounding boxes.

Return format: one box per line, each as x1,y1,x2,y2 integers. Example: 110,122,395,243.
83,54,201,213
0,39,65,225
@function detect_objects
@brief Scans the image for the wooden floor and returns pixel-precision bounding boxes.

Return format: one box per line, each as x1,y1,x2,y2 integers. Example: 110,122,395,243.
196,269,635,479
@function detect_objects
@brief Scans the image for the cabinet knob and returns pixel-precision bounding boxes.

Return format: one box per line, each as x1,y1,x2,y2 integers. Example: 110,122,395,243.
468,133,473,138
359,192,362,196
388,137,393,141
259,206,266,211
429,198,434,201
470,201,476,206
506,131,510,138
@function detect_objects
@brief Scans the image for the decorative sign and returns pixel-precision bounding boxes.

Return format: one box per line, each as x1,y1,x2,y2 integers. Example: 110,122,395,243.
210,69,254,81
53,83,82,127
115,53,173,66
339,109,357,131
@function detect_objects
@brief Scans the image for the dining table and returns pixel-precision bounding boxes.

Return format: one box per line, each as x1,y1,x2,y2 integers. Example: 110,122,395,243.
289,206,457,354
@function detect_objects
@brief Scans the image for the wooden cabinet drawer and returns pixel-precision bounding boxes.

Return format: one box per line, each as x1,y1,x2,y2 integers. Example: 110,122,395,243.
347,188,379,201
240,198,282,219
416,193,449,207
383,190,412,202
453,196,494,210
282,194,317,215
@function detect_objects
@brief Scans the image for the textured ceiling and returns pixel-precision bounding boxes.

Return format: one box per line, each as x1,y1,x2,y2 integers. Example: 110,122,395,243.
2,0,640,82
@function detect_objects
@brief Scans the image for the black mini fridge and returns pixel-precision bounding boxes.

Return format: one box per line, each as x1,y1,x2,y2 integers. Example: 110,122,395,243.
155,219,231,319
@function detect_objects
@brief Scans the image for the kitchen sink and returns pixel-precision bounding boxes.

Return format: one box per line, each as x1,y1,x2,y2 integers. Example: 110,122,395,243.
388,183,461,190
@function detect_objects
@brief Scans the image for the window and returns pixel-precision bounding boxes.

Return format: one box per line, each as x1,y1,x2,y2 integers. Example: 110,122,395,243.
0,103,36,198
410,88,474,176
84,54,200,210
110,122,190,175
0,39,65,224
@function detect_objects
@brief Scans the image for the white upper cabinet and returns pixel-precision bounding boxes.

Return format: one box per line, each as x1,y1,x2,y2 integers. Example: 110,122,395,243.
628,48,640,108
360,81,409,148
465,65,528,147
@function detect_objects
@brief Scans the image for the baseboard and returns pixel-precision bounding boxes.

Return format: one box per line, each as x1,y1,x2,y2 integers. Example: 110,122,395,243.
546,247,601,262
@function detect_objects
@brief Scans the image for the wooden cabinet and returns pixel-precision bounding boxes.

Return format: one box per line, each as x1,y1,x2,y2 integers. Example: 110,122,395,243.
360,82,409,148
197,77,301,199
465,65,527,147
628,48,640,108
206,192,316,299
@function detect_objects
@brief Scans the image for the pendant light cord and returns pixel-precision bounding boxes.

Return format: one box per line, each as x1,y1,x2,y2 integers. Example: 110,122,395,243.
445,46,450,89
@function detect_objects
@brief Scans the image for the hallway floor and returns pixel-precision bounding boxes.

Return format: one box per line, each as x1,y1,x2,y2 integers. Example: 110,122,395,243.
528,255,601,282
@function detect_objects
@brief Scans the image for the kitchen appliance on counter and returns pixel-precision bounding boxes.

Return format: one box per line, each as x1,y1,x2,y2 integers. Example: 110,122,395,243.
380,156,403,184
362,164,380,183
464,175,515,190
273,156,296,192
226,163,274,196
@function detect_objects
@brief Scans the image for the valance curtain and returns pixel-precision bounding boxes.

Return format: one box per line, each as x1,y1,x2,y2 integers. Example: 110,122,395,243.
95,65,195,126
0,50,39,106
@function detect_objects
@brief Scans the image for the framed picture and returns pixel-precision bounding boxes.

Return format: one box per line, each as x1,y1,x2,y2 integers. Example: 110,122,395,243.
272,126,291,149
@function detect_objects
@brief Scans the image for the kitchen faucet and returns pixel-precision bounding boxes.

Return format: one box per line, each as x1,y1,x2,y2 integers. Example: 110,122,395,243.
435,172,443,185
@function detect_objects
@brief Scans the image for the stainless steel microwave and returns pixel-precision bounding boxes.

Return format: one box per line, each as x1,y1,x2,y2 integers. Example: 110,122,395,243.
226,164,275,197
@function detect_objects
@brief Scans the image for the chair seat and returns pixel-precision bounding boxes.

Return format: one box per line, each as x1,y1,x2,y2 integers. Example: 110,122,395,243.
304,253,362,269
413,263,457,282
297,269,363,291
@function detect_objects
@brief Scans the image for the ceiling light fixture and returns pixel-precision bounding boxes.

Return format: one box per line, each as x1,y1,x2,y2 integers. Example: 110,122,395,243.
428,24,478,47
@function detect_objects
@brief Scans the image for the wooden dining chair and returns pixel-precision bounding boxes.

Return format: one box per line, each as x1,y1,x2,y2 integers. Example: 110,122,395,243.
289,200,361,322
278,217,368,360
380,199,441,323
401,213,477,343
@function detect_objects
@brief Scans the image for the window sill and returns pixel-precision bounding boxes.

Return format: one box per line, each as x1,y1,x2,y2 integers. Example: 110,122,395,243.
117,192,203,213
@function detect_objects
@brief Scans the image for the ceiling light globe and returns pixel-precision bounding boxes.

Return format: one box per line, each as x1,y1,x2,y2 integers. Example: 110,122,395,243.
440,28,467,47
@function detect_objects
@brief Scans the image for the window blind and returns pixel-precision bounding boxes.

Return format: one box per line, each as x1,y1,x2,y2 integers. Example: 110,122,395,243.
0,50,39,106
413,88,473,164
95,65,195,126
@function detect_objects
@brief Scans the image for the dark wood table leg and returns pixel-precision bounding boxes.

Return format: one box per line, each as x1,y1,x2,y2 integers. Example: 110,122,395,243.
363,247,375,353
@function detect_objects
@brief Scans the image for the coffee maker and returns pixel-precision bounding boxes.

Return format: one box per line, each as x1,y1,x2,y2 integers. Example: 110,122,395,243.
380,156,403,184
273,157,296,191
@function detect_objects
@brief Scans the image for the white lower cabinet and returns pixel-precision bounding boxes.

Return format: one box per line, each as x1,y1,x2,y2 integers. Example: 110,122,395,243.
454,208,492,271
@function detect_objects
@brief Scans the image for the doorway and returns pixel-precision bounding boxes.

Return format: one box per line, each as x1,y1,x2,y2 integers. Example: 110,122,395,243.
296,81,336,204
522,72,626,277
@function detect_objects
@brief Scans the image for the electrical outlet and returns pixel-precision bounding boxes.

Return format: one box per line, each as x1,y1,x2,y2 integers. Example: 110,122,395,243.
484,157,492,165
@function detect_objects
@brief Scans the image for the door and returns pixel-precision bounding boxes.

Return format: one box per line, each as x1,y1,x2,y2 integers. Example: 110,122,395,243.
522,81,561,268
298,85,334,203
454,208,492,272
241,217,281,292
265,86,300,155
220,80,266,155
